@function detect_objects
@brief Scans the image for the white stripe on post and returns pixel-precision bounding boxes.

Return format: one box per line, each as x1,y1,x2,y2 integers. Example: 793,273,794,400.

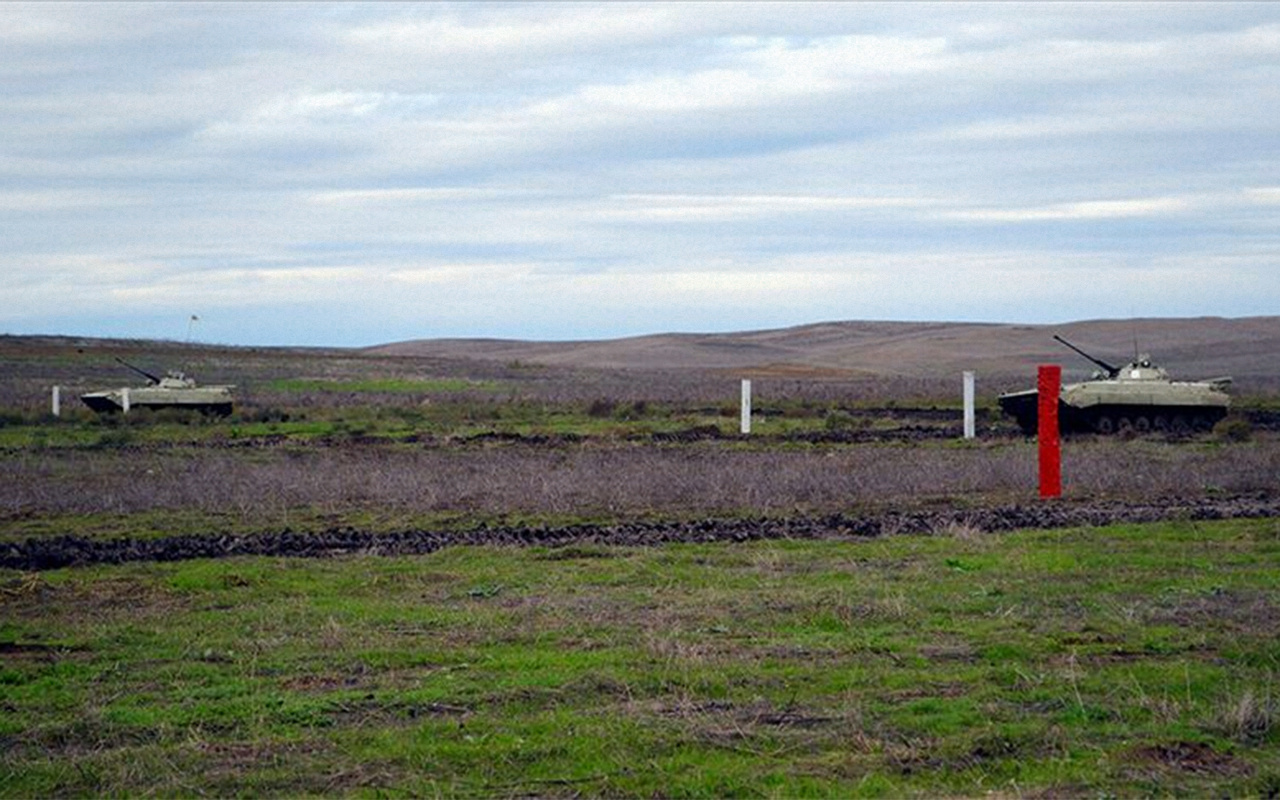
740,379,752,435
52,385,60,417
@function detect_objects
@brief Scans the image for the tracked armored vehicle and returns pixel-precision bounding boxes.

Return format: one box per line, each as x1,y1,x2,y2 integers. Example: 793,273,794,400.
998,336,1231,435
80,358,235,416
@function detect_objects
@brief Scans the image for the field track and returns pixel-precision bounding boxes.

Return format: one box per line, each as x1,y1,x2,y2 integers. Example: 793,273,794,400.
7,493,1278,571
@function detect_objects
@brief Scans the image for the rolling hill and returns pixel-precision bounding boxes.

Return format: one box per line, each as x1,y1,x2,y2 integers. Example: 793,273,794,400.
366,316,1280,382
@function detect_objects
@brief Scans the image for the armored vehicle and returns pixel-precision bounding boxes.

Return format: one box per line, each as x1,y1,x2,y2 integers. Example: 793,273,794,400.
80,358,235,416
998,336,1231,435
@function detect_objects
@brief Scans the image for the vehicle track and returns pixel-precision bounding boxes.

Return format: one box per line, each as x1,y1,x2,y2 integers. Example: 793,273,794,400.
5,494,1277,571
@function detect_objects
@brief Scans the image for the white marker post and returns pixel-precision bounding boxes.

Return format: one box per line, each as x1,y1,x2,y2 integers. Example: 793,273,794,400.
963,371,976,440
121,387,131,414
740,379,752,435
51,385,61,418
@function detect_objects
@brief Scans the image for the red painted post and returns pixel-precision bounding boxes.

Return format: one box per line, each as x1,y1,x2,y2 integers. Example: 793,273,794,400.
1038,365,1062,499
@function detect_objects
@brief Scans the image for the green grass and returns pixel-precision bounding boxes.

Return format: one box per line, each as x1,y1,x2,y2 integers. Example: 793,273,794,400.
4,518,1279,796
0,407,961,453
0,390,975,452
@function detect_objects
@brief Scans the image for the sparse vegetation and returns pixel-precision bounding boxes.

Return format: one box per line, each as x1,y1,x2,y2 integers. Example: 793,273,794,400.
1,332,1279,796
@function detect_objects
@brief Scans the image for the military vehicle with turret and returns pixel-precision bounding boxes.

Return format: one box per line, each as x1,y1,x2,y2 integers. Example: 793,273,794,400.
998,336,1231,435
80,357,235,416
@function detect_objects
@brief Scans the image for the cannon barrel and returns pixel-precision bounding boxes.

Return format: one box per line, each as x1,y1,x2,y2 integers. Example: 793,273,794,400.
1052,335,1121,378
114,356,162,385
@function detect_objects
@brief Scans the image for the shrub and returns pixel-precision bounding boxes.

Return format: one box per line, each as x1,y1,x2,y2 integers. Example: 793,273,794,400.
586,398,617,418
249,406,291,424
824,410,857,431
612,400,649,421
388,407,425,425
90,428,135,449
1214,417,1253,443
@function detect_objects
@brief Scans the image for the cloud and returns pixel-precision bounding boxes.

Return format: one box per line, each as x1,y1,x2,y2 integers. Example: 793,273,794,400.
594,193,936,223
308,187,514,205
340,5,686,59
0,188,146,212
531,34,946,119
1245,187,1280,204
1,3,1277,345
946,196,1192,223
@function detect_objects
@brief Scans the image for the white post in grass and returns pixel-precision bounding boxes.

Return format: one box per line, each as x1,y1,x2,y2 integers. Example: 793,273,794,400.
121,387,131,414
963,371,976,440
740,379,752,435
51,385,60,417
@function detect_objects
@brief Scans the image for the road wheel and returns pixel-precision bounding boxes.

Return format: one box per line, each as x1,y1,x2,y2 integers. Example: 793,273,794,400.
1134,416,1151,433
1153,415,1170,432
1172,415,1191,434
1118,417,1134,433
1095,415,1114,434
1192,414,1212,432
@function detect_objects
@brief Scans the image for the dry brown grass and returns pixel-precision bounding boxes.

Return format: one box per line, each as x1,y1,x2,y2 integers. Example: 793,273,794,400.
3,436,1278,529
1207,687,1277,744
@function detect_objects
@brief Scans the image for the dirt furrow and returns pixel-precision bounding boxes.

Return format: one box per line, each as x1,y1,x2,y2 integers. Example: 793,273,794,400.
4,494,1277,571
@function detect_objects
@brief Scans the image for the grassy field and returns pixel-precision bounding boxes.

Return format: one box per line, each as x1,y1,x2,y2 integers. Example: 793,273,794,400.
4,518,1279,797
2,335,1279,796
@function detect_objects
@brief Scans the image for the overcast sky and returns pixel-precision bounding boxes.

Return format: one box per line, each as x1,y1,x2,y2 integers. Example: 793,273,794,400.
3,2,1278,346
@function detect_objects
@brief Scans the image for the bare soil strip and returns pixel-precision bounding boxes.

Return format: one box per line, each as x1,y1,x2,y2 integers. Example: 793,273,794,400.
5,494,1276,571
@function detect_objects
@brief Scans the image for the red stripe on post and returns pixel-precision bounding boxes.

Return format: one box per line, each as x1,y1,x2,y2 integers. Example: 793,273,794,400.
1038,364,1062,499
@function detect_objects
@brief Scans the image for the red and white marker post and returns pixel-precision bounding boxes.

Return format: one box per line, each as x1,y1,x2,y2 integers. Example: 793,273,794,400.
1038,365,1062,499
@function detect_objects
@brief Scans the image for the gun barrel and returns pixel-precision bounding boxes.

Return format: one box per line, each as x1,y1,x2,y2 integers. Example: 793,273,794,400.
1052,335,1120,377
114,356,162,385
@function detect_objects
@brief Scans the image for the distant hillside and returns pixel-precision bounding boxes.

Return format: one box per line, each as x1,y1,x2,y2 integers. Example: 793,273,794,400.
366,317,1280,382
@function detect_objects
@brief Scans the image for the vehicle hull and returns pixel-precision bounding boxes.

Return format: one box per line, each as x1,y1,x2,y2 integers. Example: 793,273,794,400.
80,387,234,416
998,388,1227,435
